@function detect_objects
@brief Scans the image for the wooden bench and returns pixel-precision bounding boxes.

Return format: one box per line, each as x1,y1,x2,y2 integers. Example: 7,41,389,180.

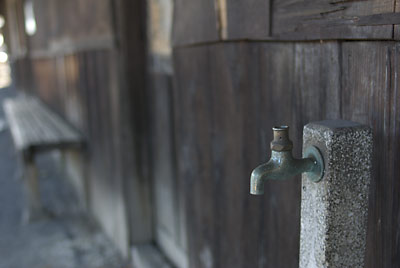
3,96,84,221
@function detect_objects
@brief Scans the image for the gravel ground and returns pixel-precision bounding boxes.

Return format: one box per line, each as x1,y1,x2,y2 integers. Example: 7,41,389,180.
0,86,128,268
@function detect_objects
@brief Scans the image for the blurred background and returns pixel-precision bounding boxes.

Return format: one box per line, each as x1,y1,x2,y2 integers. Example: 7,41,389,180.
0,0,399,267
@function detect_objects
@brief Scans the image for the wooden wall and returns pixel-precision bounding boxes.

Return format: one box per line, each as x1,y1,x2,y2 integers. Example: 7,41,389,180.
4,0,149,257
173,0,398,45
28,1,133,255
146,0,188,265
171,1,400,267
4,0,400,266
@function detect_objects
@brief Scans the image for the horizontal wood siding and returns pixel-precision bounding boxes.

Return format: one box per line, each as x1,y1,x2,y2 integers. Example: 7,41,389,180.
173,0,399,44
272,0,394,39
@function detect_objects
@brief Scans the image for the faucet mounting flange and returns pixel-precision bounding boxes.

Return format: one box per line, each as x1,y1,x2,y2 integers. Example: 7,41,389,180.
303,145,324,182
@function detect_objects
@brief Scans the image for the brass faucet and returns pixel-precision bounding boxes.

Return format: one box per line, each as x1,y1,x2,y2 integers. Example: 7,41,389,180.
250,126,324,195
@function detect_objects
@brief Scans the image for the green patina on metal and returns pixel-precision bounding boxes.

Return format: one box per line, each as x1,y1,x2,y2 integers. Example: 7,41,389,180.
250,126,324,195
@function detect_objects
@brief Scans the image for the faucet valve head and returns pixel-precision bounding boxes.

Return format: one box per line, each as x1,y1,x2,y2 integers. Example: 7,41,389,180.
270,126,293,151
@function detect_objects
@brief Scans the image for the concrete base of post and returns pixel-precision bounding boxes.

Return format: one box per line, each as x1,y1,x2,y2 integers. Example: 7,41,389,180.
300,120,373,268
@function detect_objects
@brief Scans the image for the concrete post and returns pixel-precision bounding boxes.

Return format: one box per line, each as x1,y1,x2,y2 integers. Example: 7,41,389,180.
300,120,373,268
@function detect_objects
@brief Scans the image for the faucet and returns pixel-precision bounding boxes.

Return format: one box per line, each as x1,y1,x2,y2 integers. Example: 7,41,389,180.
250,126,324,195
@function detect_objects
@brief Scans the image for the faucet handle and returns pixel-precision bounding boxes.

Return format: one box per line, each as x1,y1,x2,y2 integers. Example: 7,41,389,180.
271,126,293,151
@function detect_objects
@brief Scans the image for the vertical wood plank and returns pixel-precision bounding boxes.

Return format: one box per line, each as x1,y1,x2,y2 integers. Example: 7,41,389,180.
148,73,189,266
209,43,264,268
257,42,299,268
149,74,176,237
172,0,219,46
113,0,153,251
173,45,215,268
389,42,400,267
341,42,396,268
293,42,341,129
31,58,60,112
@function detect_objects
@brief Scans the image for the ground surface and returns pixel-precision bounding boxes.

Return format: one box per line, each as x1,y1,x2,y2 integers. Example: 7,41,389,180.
0,87,127,268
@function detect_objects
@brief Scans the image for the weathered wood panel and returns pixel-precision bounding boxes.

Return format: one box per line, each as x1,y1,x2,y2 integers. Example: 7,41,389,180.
11,57,35,94
29,0,114,55
172,0,398,44
63,54,85,129
148,72,188,267
8,0,400,266
220,0,270,39
272,0,394,39
395,27,400,40
148,74,176,236
5,0,27,58
172,0,219,46
257,43,299,268
173,40,400,267
173,42,342,267
31,58,60,109
28,0,151,257
29,49,132,256
341,42,400,268
391,43,400,268
394,2,400,39
173,45,219,267
113,0,153,249
293,42,341,126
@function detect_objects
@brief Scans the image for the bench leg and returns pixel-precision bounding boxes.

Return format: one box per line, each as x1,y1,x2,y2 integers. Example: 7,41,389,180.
22,152,43,222
62,148,88,211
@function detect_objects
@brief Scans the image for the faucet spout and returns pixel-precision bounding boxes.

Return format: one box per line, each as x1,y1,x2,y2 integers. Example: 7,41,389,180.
250,160,275,195
250,126,324,195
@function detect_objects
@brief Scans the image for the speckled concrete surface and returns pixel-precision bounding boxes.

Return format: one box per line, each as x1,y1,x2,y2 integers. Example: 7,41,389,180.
300,120,372,268
0,87,127,268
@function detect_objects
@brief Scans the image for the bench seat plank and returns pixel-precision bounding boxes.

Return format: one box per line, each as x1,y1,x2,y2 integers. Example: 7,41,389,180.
3,97,83,152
